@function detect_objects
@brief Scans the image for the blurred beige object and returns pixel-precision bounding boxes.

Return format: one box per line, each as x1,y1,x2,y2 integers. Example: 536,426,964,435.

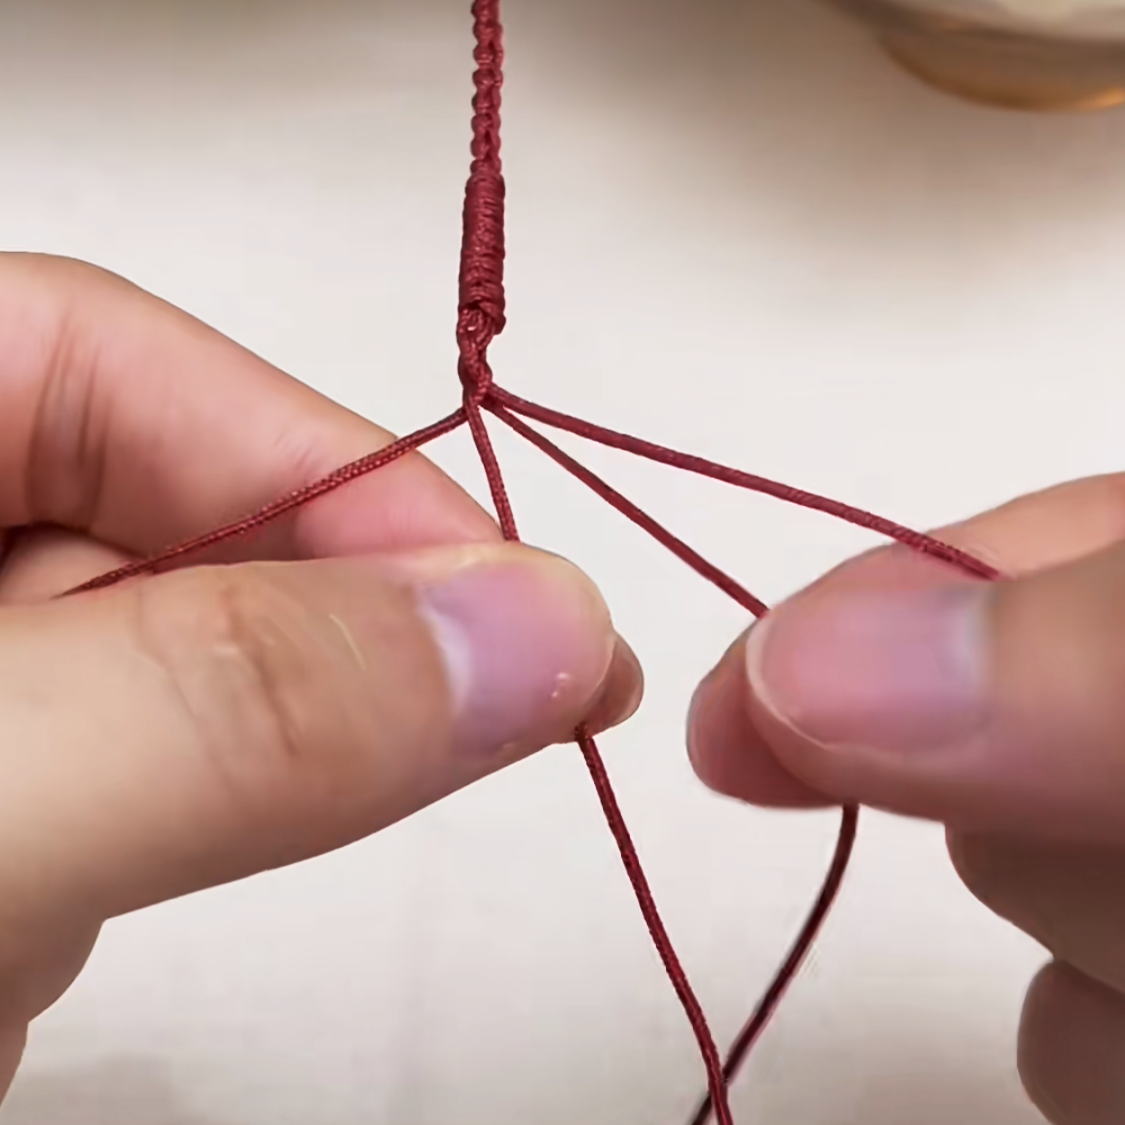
826,0,1125,109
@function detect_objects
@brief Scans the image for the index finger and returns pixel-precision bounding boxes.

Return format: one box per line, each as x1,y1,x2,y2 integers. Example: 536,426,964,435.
0,254,497,559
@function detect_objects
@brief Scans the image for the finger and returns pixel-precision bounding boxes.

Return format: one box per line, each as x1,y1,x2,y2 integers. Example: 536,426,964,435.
0,531,645,734
1019,963,1125,1125
951,833,1125,995
0,1025,25,1106
0,253,497,558
584,635,644,737
0,525,131,605
689,475,1125,808
688,632,827,807
688,475,1125,839
741,529,1125,841
0,542,636,926
0,919,101,1101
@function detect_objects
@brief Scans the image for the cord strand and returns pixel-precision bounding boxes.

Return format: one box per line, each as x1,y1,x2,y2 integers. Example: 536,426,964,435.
64,408,468,596
492,386,1000,583
490,401,768,618
579,727,734,1125
457,6,734,1119
687,806,859,1125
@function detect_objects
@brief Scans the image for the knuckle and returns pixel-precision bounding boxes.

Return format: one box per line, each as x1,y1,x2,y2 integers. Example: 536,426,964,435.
1018,963,1125,1125
28,254,138,298
26,300,105,528
20,254,191,528
948,831,1041,922
947,831,1005,903
950,835,1125,995
1017,964,1070,1125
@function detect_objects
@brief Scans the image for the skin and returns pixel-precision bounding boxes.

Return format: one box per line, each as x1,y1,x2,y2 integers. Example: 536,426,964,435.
0,250,1116,1121
0,252,642,1101
689,475,1125,1123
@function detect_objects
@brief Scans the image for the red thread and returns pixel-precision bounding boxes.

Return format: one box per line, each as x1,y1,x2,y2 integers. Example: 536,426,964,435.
62,1,1000,1120
687,805,859,1125
491,402,769,618
67,409,467,595
578,726,734,1124
457,2,517,539
491,386,999,583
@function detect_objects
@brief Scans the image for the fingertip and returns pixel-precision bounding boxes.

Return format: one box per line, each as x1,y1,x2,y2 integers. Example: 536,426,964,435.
378,543,619,759
584,635,645,738
687,628,831,809
738,551,997,824
1018,963,1125,1125
0,526,132,604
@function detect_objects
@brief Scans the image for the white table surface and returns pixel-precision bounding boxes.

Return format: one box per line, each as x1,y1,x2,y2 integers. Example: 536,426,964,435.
3,0,1123,1122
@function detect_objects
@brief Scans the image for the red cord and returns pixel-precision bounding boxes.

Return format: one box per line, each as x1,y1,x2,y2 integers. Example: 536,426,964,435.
687,805,859,1125
61,2,1000,1121
492,386,1000,584
578,726,734,1125
67,408,468,595
452,7,735,1117
490,402,768,619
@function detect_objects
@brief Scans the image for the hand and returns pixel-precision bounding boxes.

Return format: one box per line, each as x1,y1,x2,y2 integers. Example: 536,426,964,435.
0,254,641,1102
688,474,1125,1125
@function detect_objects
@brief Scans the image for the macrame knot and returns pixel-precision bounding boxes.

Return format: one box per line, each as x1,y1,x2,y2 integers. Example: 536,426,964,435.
457,166,506,407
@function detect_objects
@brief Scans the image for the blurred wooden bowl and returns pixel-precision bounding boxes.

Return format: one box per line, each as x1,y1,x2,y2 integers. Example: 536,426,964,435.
825,0,1125,110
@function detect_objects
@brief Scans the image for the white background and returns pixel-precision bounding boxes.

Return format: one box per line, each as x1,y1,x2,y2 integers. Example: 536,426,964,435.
1,0,1123,1122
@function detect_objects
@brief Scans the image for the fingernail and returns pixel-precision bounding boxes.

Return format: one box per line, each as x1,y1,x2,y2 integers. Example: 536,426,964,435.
748,585,991,754
410,549,617,759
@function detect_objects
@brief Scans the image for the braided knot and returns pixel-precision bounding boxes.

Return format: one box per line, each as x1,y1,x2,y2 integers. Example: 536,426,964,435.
457,166,505,407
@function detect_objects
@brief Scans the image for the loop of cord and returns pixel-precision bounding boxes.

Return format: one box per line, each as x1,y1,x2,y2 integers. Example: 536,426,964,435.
62,1,1001,1121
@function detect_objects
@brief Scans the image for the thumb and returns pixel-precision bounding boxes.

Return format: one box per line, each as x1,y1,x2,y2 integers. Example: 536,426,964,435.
736,538,1125,844
0,543,635,926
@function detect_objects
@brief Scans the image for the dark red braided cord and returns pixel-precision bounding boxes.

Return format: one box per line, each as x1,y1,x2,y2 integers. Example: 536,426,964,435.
579,726,734,1125
450,10,734,1117
687,805,859,1125
450,4,739,1118
490,403,768,618
457,1,517,538
59,2,1000,1123
67,408,468,595
492,387,1000,583
490,401,861,1125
